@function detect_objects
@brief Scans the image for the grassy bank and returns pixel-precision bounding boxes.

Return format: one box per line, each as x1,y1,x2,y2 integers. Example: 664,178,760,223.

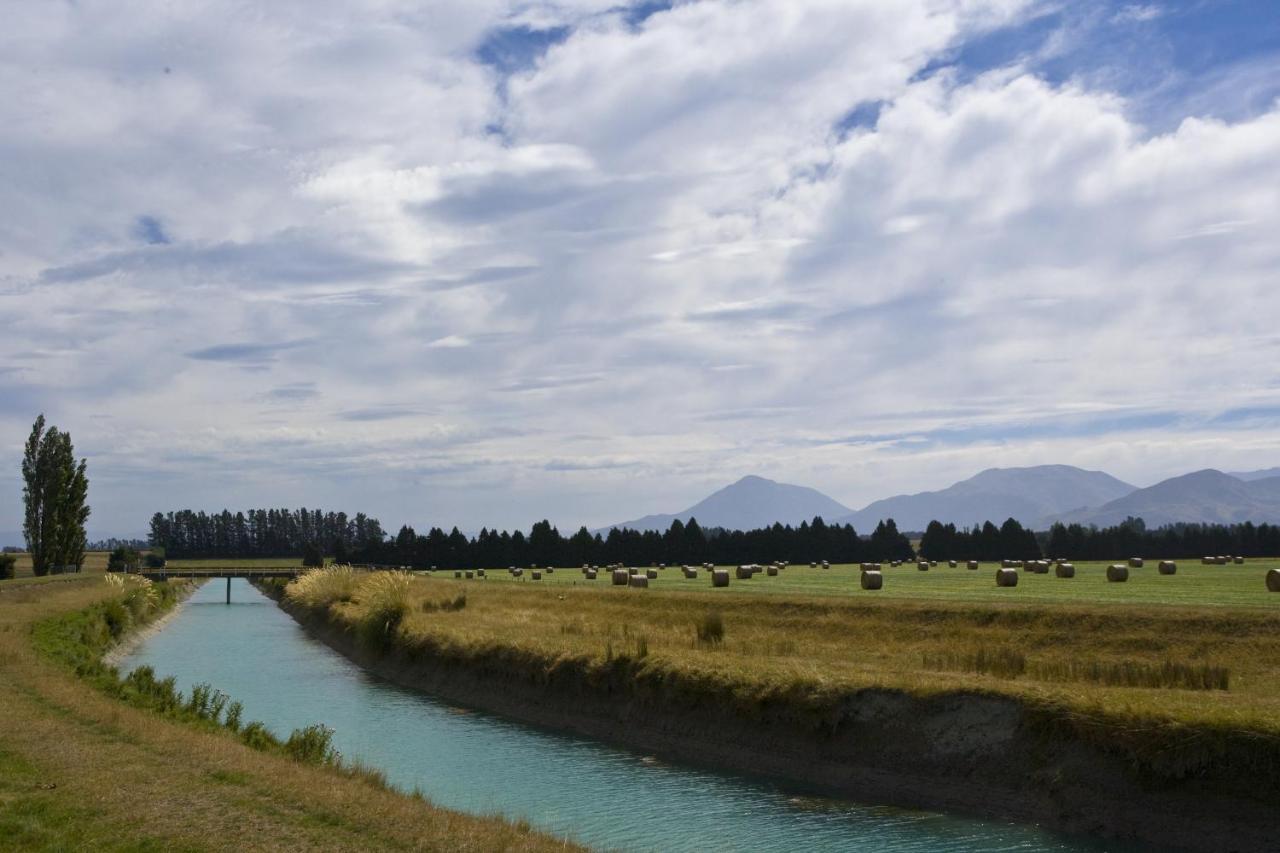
282,568,1280,796
0,576,580,851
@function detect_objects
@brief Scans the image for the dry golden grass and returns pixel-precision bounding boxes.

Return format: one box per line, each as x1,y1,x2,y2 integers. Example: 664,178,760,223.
5,550,110,579
294,570,1280,736
0,577,582,852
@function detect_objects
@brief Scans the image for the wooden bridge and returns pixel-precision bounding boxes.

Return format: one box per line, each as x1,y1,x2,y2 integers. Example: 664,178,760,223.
136,568,305,604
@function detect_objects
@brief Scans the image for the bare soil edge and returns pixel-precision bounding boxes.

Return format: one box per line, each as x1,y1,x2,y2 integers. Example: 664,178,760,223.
269,593,1275,853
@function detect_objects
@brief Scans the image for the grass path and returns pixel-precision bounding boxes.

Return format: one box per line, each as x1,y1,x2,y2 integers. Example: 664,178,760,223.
0,578,581,852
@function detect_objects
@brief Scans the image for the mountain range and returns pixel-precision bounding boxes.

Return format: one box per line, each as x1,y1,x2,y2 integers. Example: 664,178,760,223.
606,465,1280,533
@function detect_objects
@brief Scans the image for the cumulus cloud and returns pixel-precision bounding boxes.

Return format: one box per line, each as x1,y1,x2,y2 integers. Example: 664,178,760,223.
1,0,1278,537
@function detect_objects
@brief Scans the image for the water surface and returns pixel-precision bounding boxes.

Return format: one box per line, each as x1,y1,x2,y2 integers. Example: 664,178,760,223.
124,580,1139,852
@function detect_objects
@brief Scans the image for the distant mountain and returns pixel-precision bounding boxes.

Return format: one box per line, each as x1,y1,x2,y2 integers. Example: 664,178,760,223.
1053,469,1280,528
1228,467,1280,482
606,475,853,532
835,465,1136,532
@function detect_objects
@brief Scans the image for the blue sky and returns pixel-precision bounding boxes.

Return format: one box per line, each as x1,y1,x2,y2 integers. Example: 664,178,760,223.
2,0,1280,539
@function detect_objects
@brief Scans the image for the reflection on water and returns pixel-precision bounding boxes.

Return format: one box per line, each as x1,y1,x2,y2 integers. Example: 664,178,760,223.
124,580,1139,853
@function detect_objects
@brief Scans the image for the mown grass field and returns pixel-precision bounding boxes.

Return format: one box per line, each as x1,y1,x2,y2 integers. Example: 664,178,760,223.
445,559,1279,608
0,576,580,852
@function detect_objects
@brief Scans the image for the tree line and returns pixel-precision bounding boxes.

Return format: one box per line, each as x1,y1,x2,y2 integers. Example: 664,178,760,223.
147,504,1280,568
148,509,386,560
147,510,916,567
1044,517,1280,560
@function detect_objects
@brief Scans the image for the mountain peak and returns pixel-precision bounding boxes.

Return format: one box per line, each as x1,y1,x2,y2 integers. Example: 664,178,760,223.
606,475,852,532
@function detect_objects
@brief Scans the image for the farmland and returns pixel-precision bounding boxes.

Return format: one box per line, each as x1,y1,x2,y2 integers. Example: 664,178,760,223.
445,559,1279,608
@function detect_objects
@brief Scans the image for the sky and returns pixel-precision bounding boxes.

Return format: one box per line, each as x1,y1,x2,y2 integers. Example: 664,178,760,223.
2,0,1280,540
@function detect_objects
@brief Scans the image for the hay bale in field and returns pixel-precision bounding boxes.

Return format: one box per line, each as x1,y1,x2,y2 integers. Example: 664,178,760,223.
512,568,524,577
1032,561,1049,574
1106,565,1129,582
546,567,554,574
1158,560,1177,575
531,571,542,580
454,571,462,579
477,569,485,577
1217,556,1230,565
809,561,818,568
1055,562,1075,578
821,560,830,569
967,560,979,570
646,569,658,579
891,560,902,567
585,569,598,580
861,570,883,590
1202,556,1213,565
767,566,778,576
628,567,638,575
1234,556,1245,565
929,560,938,567
629,574,648,589
683,567,698,579
736,565,755,580
465,571,474,579
1129,557,1144,568
1267,569,1280,592
1001,559,1014,569
917,561,929,571
612,569,628,586
995,568,1018,587
948,560,957,568
712,569,730,587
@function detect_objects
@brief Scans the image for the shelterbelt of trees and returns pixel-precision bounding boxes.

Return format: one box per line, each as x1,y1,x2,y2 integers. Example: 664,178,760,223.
150,507,1280,567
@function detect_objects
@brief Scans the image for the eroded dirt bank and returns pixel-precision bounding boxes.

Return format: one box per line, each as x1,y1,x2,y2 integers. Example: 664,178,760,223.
269,591,1276,852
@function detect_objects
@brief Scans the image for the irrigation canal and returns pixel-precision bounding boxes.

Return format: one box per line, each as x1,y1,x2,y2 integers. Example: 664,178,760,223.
122,579,1142,852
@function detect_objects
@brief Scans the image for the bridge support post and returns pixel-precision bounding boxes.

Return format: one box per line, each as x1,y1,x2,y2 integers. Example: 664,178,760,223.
226,576,231,605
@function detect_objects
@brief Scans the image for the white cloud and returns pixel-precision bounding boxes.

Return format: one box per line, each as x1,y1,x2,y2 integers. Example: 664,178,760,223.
2,0,1279,537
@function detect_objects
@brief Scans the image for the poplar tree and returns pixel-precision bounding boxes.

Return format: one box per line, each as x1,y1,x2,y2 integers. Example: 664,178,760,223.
21,415,91,575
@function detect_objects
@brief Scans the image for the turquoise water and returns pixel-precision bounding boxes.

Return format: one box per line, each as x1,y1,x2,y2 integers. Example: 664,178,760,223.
123,580,1138,852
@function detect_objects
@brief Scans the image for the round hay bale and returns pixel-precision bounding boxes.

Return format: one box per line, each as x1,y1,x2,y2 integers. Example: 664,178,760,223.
1217,556,1230,566
477,569,485,577
611,569,628,586
967,560,979,570
809,561,818,568
917,561,929,571
1106,565,1129,582
929,561,938,567
646,569,658,579
821,560,830,570
711,569,730,588
736,565,755,580
465,571,474,579
1234,556,1245,565
628,574,648,589
1158,560,1177,575
1202,556,1213,565
454,571,462,579
1267,569,1280,592
1001,559,1014,569
766,566,778,576
585,569,598,580
682,567,697,579
531,571,542,580
1128,557,1144,568
1032,561,1049,575
995,568,1018,587
891,560,902,567
628,567,638,575
546,567,555,574
948,560,957,568
512,567,523,577
861,570,883,590
1055,562,1075,578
